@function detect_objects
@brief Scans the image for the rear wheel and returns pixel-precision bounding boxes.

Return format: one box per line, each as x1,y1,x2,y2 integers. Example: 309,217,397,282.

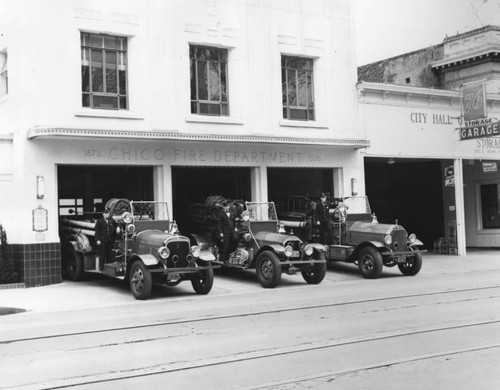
256,251,282,288
65,245,84,281
398,251,423,276
192,264,214,294
358,247,383,279
129,260,152,300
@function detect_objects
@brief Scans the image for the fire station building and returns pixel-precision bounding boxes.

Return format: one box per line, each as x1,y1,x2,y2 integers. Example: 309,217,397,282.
0,0,365,286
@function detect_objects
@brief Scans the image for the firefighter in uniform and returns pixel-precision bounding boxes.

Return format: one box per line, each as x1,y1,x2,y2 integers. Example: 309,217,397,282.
316,193,334,245
95,208,117,270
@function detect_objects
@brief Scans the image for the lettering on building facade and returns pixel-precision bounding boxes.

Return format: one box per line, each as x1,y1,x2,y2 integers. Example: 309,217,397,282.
83,147,322,164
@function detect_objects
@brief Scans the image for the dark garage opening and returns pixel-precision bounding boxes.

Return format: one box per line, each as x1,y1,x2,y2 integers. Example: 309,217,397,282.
364,158,445,250
57,165,154,216
172,166,252,231
268,167,334,218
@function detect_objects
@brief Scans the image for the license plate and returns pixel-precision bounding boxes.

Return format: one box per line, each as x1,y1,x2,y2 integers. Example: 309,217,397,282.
292,251,300,257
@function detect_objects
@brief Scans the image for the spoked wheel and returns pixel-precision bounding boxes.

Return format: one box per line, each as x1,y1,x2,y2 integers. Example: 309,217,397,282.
358,247,383,279
302,260,327,284
64,245,84,281
129,260,152,300
256,250,281,288
398,251,423,276
192,264,214,294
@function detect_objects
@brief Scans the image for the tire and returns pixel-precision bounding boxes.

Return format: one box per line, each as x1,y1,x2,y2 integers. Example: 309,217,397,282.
398,251,423,276
302,262,327,284
191,264,214,294
358,247,383,279
65,245,84,281
256,250,282,288
129,260,152,300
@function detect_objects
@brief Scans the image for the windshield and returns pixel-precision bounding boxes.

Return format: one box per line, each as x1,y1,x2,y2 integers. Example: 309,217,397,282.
245,202,278,221
130,201,170,221
343,196,371,214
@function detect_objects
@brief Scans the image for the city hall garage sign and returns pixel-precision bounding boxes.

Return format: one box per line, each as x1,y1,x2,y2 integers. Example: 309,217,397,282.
460,118,500,141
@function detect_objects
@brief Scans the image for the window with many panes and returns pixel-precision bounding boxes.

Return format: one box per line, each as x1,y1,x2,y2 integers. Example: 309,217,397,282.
0,50,7,97
480,183,500,229
281,56,314,121
81,33,127,110
190,45,228,116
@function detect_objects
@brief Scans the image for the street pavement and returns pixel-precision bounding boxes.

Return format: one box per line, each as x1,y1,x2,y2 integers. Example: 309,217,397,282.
0,249,499,315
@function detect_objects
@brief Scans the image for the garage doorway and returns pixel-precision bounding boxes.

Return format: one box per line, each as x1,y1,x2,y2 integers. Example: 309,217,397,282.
268,167,334,219
364,158,444,250
57,165,154,216
172,166,252,231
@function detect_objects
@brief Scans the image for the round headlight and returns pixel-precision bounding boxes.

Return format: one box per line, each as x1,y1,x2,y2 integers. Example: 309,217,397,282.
126,224,136,235
384,234,392,245
244,233,252,243
158,246,170,259
191,245,201,258
323,245,329,253
304,244,314,256
242,210,251,222
284,245,293,257
408,233,417,244
123,212,133,224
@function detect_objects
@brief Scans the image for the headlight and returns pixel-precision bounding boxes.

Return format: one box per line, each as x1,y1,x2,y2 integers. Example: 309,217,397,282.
191,245,201,258
304,244,314,256
384,234,392,245
158,246,170,259
284,245,293,257
122,212,133,224
323,245,329,253
242,210,251,221
126,224,136,235
244,233,252,243
408,233,417,244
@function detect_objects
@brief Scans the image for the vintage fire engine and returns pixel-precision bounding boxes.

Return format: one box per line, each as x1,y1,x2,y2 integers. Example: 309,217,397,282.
59,198,215,300
280,196,424,279
186,196,327,288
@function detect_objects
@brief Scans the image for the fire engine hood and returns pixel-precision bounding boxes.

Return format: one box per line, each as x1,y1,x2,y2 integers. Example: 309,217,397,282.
253,231,300,247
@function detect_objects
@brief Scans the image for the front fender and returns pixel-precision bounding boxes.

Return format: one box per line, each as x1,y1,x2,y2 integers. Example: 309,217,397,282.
308,242,326,252
131,254,159,267
199,250,216,262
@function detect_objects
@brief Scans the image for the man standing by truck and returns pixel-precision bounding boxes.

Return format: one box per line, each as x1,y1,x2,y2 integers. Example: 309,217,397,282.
317,193,334,245
95,208,117,270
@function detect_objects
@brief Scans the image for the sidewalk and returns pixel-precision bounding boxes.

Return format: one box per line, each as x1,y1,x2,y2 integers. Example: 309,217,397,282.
1,250,499,315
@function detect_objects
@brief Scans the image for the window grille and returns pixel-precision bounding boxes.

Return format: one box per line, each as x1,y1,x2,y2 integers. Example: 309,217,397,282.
81,33,127,110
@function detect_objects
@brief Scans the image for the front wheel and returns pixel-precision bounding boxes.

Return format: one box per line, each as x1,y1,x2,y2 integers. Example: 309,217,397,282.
302,253,327,284
192,264,214,294
256,251,282,288
398,251,423,276
129,260,152,300
64,245,84,281
358,247,383,279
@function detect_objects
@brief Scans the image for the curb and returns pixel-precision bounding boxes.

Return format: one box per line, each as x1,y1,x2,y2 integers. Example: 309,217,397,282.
0,283,26,290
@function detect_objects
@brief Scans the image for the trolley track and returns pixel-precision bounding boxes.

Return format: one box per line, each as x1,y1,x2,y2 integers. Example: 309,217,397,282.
2,284,500,345
2,284,500,389
4,319,500,390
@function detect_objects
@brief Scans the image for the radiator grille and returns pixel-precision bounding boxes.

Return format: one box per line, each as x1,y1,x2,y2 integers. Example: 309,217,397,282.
166,240,190,268
391,229,407,252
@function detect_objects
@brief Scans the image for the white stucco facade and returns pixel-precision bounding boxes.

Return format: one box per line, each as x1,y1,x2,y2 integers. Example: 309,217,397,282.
0,0,365,285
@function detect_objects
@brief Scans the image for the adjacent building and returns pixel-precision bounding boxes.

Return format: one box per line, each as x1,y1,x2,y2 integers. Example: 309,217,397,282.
0,0,365,286
358,25,500,255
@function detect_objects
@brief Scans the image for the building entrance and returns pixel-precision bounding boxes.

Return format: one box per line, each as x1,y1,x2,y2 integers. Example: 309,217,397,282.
57,165,154,216
364,158,445,250
172,166,252,232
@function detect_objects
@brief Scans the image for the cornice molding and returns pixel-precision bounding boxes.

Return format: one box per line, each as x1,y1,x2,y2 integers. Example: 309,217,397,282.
26,127,370,148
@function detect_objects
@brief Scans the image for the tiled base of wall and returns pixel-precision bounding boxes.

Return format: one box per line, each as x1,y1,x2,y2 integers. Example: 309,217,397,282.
11,242,62,287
